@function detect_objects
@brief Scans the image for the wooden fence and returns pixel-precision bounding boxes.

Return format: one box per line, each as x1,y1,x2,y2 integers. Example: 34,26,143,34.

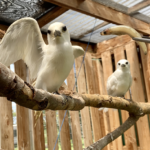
0,35,150,150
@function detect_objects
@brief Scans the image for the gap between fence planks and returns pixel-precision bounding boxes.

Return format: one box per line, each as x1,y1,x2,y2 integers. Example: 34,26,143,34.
126,41,150,150
14,60,31,150
114,46,138,150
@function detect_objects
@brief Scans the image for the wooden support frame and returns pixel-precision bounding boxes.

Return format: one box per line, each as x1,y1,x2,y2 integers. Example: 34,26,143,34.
78,21,109,39
44,0,150,35
38,6,68,28
92,35,133,58
128,0,150,14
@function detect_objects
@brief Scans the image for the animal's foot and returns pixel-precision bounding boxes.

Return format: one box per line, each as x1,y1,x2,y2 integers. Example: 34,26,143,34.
53,91,60,95
123,97,133,102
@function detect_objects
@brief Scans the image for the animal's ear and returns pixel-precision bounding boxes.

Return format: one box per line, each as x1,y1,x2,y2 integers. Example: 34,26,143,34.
72,46,85,59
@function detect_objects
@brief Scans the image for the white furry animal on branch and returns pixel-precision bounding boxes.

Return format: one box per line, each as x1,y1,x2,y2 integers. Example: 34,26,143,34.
0,17,85,93
107,59,132,98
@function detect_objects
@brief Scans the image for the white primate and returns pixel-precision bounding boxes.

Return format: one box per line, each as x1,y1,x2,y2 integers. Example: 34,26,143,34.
0,17,84,93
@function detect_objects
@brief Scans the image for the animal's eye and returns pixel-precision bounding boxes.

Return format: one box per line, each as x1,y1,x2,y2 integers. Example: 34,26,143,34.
47,30,51,34
118,63,120,65
62,26,67,32
126,62,128,64
104,31,107,34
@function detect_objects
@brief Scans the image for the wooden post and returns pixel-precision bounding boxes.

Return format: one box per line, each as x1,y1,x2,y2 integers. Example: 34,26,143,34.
75,56,93,147
46,110,58,150
14,60,31,150
101,50,123,150
0,97,14,149
84,53,103,141
95,59,111,150
126,41,150,150
32,112,45,150
58,110,71,150
67,67,83,150
114,46,137,150
140,44,150,102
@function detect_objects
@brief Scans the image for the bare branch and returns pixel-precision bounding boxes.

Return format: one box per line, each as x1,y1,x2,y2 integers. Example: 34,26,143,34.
84,114,140,150
0,62,150,116
0,58,149,150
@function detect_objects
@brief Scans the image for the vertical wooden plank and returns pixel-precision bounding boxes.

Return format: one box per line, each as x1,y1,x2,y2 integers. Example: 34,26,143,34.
75,56,93,147
95,60,108,137
46,110,58,150
101,50,123,150
114,46,137,150
0,97,14,149
126,41,150,150
14,60,31,150
59,110,71,150
67,67,82,150
140,44,150,102
84,53,103,141
94,60,110,150
32,112,45,150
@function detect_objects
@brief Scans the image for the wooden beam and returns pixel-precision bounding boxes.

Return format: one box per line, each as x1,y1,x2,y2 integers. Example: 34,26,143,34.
44,0,150,35
93,0,150,24
0,24,8,31
78,21,109,39
92,35,133,58
93,0,128,14
128,0,150,14
37,6,68,28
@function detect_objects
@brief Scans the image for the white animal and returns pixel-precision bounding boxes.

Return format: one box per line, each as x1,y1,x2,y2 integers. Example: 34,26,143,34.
107,59,132,97
99,59,132,112
0,17,85,93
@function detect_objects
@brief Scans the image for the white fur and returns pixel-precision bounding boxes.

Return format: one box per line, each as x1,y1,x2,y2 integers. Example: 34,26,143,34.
0,18,85,92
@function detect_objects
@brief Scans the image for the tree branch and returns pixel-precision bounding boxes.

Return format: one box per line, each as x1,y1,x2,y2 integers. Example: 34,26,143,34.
0,62,149,150
0,62,149,115
84,114,140,150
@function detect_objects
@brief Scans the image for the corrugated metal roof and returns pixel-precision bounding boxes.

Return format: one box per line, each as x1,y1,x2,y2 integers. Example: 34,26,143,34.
41,10,116,43
139,6,150,16
112,0,144,7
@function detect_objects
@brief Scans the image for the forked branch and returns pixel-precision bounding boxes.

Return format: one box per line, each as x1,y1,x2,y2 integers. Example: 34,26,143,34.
84,115,139,150
0,62,149,150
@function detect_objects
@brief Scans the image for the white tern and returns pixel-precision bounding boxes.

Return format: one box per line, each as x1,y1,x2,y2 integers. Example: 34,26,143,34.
99,59,132,112
0,17,85,93
107,59,132,97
